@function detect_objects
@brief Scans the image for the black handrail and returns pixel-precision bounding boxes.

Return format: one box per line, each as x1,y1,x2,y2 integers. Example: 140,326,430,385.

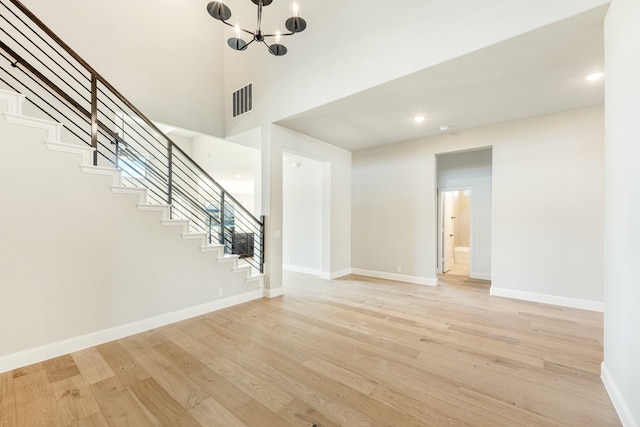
0,0,265,273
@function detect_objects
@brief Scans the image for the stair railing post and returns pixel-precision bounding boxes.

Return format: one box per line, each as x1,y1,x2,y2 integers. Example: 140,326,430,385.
208,214,212,244
90,73,98,166
167,142,173,211
220,192,226,253
260,214,265,274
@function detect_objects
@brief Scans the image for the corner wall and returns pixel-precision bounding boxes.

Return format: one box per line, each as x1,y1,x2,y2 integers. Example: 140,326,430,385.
602,0,640,424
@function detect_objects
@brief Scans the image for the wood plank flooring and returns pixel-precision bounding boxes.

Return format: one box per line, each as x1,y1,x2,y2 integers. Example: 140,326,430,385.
0,272,620,426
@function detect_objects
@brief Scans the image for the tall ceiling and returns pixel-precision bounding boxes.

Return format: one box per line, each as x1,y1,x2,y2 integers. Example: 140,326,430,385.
275,6,606,152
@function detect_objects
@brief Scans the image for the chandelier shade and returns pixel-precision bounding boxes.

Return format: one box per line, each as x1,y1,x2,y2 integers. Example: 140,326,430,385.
227,37,248,51
206,0,307,56
206,2,232,21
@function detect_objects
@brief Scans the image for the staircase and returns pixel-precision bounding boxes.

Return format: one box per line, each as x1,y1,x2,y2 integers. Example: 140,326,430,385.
0,0,267,373
0,88,265,373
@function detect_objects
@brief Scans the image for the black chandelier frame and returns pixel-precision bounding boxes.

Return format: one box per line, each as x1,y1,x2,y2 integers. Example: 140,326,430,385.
206,0,307,56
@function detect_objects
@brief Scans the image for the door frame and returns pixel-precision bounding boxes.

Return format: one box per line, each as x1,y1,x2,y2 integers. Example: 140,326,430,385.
437,186,474,275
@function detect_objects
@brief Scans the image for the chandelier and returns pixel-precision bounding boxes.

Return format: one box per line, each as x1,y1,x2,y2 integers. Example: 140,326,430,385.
206,0,307,56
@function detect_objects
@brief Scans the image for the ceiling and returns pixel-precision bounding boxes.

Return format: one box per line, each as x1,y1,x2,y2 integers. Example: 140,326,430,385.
275,6,606,152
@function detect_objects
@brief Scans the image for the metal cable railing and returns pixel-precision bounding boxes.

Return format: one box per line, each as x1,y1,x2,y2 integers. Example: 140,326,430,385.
0,0,265,273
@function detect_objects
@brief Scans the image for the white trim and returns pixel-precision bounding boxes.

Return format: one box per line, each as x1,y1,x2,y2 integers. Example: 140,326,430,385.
470,272,492,280
47,141,95,166
322,268,352,280
282,265,351,280
490,287,603,312
601,362,638,427
80,165,122,186
283,264,322,277
351,268,437,286
263,287,284,298
5,112,61,142
0,89,25,115
0,290,262,374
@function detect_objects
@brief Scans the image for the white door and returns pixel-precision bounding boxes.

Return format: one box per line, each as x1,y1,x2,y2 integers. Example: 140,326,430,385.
443,191,455,272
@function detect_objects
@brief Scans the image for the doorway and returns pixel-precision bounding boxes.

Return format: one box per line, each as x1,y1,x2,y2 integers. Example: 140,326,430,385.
282,152,324,276
439,188,472,276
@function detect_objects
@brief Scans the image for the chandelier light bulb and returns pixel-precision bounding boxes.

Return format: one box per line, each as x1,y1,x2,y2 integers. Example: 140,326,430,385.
293,2,299,17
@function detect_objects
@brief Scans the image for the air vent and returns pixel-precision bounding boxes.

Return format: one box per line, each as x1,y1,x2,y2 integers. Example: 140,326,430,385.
232,83,252,118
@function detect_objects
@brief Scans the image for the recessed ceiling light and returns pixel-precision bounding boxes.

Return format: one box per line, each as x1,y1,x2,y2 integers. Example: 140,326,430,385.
585,72,604,81
440,125,449,131
414,116,425,123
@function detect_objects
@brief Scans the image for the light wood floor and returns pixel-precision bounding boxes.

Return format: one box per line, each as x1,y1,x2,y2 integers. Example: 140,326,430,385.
0,273,620,426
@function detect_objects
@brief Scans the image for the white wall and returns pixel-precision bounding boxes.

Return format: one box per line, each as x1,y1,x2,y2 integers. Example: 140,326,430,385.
0,106,258,367
187,134,261,215
225,0,610,136
352,106,604,304
437,149,493,280
352,141,437,284
168,134,194,157
602,0,640,424
21,0,226,137
283,153,323,275
491,107,604,308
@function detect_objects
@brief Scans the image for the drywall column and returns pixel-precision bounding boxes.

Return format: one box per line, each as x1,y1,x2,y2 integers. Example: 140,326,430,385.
261,124,284,295
602,1,640,425
352,144,437,284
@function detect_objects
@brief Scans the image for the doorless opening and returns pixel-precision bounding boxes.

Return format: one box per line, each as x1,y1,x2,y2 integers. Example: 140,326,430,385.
439,189,472,276
282,152,324,276
435,147,492,281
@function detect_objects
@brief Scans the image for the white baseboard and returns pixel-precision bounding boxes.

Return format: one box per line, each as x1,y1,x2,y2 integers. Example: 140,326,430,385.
601,362,639,427
321,268,352,280
283,264,322,277
0,88,25,115
263,286,284,298
350,268,437,286
282,265,351,281
0,289,263,374
490,287,604,312
470,272,492,280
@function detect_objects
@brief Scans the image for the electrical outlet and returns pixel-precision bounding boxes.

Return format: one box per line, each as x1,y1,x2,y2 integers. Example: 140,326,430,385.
217,288,224,298
396,266,401,273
